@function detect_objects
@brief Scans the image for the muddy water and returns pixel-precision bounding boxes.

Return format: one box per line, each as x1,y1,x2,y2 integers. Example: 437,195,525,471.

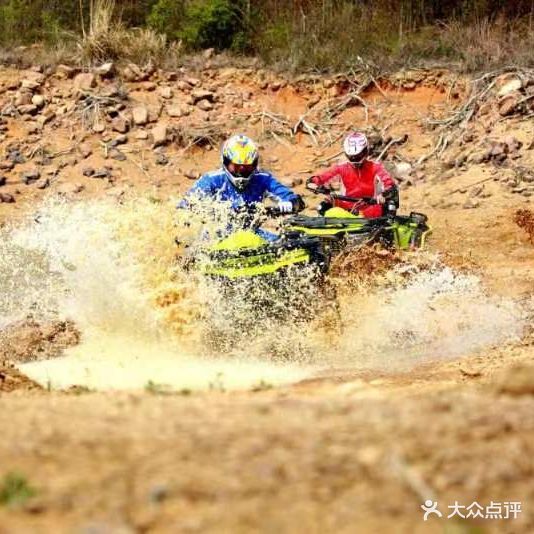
0,197,525,391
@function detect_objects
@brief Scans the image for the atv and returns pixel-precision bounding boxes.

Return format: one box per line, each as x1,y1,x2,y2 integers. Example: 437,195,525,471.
281,184,431,256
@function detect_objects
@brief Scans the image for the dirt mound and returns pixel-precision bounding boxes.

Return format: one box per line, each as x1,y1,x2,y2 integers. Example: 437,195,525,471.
0,362,41,392
0,319,80,363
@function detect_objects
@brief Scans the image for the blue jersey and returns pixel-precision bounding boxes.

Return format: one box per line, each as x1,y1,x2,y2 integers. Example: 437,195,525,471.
177,169,298,242
178,169,298,209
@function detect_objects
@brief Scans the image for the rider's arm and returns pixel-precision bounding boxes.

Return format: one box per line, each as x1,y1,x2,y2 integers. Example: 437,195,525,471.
373,162,396,194
261,173,305,213
309,165,343,187
177,173,218,209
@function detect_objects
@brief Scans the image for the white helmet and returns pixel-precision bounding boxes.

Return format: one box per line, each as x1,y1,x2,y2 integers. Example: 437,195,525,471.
344,132,369,166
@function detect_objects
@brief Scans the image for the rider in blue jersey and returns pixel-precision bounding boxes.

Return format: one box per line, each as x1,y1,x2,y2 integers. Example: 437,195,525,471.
178,134,304,241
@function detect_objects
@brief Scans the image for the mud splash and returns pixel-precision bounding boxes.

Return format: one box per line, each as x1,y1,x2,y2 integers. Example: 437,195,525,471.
0,197,526,391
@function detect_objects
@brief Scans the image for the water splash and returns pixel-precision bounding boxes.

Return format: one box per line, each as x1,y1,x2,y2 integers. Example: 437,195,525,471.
0,197,526,391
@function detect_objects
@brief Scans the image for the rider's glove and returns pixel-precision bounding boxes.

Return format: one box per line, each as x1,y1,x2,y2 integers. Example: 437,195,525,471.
375,194,386,204
278,201,294,213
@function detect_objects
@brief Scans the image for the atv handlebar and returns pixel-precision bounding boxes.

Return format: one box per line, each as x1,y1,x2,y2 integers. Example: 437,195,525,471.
305,183,377,205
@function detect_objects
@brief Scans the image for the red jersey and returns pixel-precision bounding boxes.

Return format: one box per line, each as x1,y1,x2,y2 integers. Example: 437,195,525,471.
312,160,396,218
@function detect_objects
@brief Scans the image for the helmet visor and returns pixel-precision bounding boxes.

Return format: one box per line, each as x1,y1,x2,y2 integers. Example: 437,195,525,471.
347,149,368,164
229,163,257,178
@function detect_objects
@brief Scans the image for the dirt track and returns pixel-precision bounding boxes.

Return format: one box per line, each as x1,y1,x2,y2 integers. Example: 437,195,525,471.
0,62,533,533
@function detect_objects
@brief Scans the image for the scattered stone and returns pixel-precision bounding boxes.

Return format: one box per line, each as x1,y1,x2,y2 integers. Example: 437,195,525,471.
0,176,6,186
17,104,38,116
82,167,95,177
92,122,106,134
184,76,200,87
497,77,523,97
176,80,191,91
0,192,15,203
74,72,97,91
203,48,215,60
135,130,149,140
112,134,128,146
31,94,45,108
395,162,413,178
307,94,321,109
37,111,55,127
8,150,26,164
109,149,126,161
22,168,41,184
15,91,33,106
79,143,93,158
95,62,115,78
155,153,169,165
35,177,50,189
498,92,521,117
159,86,173,99
132,105,148,126
504,136,523,152
191,89,215,103
141,81,157,92
270,81,282,91
196,99,213,111
463,198,480,209
122,63,144,82
21,79,41,91
93,168,112,179
112,118,129,134
151,124,168,147
55,64,76,79
166,105,184,118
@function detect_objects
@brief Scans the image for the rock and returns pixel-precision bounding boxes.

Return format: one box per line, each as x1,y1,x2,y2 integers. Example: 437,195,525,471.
147,104,163,123
135,130,149,140
55,64,76,79
291,177,304,187
151,124,168,147
17,104,38,115
37,111,55,127
403,81,417,90
82,167,95,177
15,91,33,106
155,153,169,165
323,79,335,89
74,72,97,91
395,162,413,178
132,105,148,126
176,80,192,91
35,177,50,189
497,77,523,97
494,363,534,396
504,136,523,152
159,86,173,99
112,118,129,133
95,62,115,78
93,168,111,179
21,168,41,184
21,79,41,91
0,192,15,203
0,160,15,171
31,94,45,108
463,198,480,209
184,76,200,87
109,148,126,161
79,143,92,159
191,89,215,103
196,99,213,111
92,122,105,134
122,63,144,82
141,81,157,92
112,134,128,146
498,92,521,117
166,105,184,118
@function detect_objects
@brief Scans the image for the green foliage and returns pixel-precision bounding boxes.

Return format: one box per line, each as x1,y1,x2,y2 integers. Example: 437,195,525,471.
0,473,37,507
147,0,185,38
179,0,244,50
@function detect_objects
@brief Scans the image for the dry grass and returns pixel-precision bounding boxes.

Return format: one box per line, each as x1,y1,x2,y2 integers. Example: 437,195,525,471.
76,0,180,66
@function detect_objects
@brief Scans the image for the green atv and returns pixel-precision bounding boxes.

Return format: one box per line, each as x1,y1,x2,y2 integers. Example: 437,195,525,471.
281,184,431,255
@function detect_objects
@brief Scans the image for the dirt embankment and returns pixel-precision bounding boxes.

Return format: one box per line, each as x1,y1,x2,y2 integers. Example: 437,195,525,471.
0,59,533,533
